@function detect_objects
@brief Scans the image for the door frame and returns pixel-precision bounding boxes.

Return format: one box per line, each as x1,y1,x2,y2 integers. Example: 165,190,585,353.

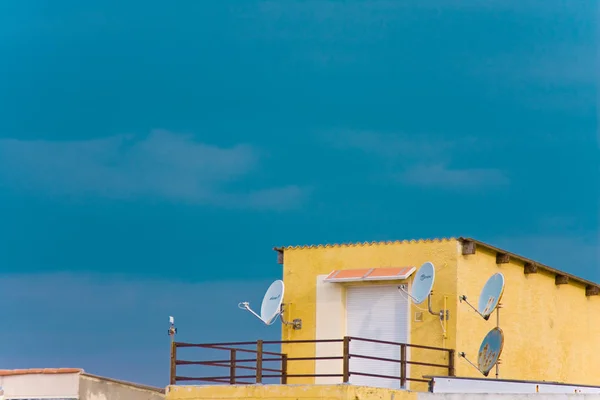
343,282,411,390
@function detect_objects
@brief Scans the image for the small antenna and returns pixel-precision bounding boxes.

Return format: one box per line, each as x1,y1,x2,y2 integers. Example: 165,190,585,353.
168,316,178,386
168,315,177,342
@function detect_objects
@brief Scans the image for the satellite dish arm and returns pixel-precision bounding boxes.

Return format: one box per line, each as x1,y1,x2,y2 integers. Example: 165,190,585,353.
458,295,485,318
458,352,480,373
398,285,420,303
238,302,264,323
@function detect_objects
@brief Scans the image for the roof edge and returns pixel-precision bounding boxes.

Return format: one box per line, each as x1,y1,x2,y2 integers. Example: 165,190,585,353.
273,236,599,289
274,237,457,250
81,372,166,394
458,237,599,288
0,368,83,376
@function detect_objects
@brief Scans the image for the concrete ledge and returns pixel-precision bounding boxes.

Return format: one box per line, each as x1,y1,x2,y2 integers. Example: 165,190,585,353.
167,385,600,400
166,384,417,400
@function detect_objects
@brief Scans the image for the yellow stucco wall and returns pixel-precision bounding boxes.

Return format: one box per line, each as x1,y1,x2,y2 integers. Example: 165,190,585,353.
278,238,600,390
280,239,459,391
166,384,417,400
456,246,600,385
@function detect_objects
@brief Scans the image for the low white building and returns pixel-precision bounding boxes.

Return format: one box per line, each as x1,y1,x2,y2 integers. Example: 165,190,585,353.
0,368,164,400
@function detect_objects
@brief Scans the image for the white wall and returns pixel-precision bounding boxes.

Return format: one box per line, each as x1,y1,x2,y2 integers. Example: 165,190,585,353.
79,375,164,400
0,372,80,399
314,274,345,384
420,395,600,400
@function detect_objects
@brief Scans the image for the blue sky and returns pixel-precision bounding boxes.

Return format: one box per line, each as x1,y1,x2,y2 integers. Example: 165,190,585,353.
0,0,597,387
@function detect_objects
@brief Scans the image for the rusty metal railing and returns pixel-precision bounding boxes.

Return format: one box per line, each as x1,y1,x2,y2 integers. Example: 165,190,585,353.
170,337,455,386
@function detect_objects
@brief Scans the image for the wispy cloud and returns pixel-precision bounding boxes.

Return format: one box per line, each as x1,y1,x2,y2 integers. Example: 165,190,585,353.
397,163,509,188
325,131,455,160
324,131,508,189
478,47,598,87
0,130,307,210
0,273,280,387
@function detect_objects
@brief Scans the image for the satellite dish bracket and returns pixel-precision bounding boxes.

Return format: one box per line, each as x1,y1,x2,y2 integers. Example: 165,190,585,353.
402,287,448,320
399,286,450,326
427,291,449,320
279,303,302,330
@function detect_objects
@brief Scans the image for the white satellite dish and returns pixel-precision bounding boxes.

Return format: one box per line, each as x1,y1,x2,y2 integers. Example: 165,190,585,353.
238,280,285,325
410,261,436,304
260,280,285,325
478,273,505,320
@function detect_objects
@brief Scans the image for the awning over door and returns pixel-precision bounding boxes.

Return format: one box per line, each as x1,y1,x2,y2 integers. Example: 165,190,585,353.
324,266,416,283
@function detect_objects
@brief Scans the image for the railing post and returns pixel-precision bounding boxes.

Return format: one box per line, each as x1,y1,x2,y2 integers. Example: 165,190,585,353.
342,336,350,383
400,343,407,388
256,340,263,384
448,349,456,377
229,349,237,384
281,354,288,384
169,341,177,385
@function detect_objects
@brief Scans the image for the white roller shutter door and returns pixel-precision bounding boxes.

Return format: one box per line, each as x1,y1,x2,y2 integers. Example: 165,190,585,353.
346,285,409,389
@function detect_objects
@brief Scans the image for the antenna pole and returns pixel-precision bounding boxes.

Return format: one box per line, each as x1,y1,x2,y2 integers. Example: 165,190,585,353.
168,316,177,385
495,304,501,379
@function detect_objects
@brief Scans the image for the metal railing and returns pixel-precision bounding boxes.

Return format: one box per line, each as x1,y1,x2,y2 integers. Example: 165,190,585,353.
170,337,455,387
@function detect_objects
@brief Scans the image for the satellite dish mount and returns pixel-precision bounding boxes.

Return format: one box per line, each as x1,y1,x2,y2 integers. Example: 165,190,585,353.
458,272,506,378
238,280,302,330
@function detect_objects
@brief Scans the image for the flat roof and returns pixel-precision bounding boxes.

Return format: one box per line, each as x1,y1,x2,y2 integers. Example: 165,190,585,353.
0,368,82,376
274,236,599,291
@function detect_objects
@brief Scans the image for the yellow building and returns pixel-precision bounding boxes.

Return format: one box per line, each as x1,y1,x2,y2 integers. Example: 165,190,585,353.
275,237,600,391
167,236,600,400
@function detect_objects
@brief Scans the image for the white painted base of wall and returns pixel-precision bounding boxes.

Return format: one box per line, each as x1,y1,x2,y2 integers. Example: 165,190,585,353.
315,274,345,384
